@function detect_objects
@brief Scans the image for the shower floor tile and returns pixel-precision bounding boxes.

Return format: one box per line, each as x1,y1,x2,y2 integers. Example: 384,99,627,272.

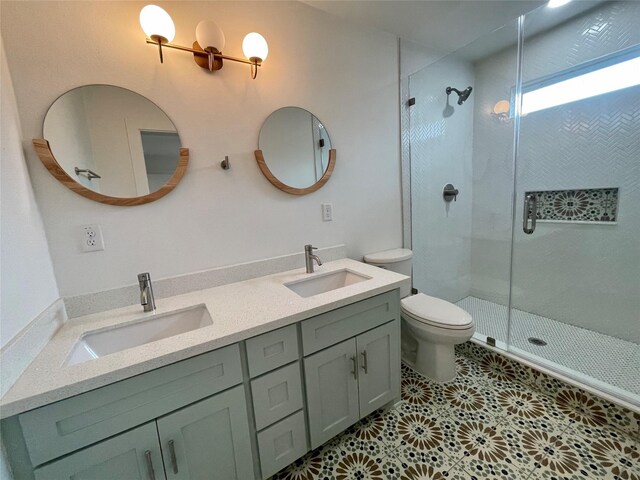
272,352,639,479
456,296,640,398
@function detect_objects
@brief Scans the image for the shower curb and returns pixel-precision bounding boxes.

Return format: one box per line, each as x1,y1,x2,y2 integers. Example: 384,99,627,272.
456,341,640,439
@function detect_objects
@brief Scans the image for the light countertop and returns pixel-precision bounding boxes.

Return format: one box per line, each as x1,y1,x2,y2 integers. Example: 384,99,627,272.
0,259,409,418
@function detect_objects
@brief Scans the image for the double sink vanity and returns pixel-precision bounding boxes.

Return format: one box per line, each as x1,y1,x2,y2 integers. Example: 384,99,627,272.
1,258,409,479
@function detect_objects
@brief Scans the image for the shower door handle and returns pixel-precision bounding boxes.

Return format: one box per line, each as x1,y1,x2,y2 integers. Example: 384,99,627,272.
523,194,537,234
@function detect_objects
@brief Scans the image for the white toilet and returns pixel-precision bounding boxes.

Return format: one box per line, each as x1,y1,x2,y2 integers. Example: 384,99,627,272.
364,248,474,382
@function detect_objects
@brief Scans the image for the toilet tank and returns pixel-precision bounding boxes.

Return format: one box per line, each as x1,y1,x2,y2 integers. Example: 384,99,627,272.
363,248,412,298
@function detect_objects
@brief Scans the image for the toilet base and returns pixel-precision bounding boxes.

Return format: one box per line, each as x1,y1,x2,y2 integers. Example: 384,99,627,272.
414,341,457,382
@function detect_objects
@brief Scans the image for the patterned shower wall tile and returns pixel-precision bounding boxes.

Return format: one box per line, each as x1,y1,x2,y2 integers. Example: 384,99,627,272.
526,187,618,223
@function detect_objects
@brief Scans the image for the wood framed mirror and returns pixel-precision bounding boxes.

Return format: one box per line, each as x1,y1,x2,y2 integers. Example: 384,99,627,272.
254,107,336,195
34,85,188,206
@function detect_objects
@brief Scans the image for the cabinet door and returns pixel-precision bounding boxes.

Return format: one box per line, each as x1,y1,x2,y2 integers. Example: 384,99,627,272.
356,321,400,417
156,385,254,480
34,422,165,480
304,338,359,449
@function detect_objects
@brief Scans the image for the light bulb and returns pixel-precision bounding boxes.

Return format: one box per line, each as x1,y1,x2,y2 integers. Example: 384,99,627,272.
139,5,175,42
242,32,268,62
493,100,510,115
196,20,225,52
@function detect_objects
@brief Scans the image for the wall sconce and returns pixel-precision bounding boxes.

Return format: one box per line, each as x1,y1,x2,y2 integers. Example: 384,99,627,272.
139,4,268,79
491,100,511,121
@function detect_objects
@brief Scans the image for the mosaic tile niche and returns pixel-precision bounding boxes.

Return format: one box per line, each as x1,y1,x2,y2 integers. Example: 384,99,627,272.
526,187,619,223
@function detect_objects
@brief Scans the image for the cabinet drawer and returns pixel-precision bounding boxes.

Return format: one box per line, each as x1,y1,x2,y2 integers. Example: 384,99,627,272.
251,362,303,430
257,411,307,479
20,344,243,466
301,290,399,355
246,325,299,377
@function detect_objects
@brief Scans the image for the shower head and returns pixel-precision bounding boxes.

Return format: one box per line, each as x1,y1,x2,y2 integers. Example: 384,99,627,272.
446,86,473,105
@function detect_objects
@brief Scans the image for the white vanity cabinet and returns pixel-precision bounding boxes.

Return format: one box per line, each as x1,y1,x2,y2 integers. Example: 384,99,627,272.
2,289,401,480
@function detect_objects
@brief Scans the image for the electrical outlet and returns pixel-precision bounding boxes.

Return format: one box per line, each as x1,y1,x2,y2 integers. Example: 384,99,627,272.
321,203,333,221
80,224,104,252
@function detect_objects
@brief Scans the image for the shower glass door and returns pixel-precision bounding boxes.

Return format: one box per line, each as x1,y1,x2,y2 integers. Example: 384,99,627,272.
509,1,640,404
406,20,519,352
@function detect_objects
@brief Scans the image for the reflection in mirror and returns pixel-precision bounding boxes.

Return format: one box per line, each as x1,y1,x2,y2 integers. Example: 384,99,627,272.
258,107,332,190
43,85,181,198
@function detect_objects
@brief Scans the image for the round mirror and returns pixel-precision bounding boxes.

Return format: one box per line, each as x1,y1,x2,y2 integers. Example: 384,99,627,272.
255,107,336,195
36,85,188,206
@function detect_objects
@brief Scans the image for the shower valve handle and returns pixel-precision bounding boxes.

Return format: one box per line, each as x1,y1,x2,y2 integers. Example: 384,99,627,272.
443,184,459,202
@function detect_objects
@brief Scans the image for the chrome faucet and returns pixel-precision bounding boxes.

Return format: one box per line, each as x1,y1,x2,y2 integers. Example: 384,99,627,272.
304,244,323,273
138,272,156,312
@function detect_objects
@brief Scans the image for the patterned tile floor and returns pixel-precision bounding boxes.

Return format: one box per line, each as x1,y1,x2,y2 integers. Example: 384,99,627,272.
273,351,640,479
457,296,640,398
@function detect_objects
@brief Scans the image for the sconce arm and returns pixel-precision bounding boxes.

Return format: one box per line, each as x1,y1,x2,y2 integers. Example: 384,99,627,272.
145,38,261,67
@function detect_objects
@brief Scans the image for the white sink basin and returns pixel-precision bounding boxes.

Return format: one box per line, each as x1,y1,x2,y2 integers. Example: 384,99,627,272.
66,305,213,365
285,269,371,298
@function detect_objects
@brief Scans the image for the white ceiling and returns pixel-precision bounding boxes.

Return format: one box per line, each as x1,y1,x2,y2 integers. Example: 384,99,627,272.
301,0,545,55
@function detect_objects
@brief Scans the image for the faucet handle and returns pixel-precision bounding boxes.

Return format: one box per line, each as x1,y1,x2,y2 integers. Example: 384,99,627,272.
305,244,317,251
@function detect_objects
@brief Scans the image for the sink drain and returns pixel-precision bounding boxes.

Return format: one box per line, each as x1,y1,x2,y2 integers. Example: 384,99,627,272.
528,337,547,346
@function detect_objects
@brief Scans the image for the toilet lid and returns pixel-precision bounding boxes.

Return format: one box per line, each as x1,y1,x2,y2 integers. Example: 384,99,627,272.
401,293,473,329
363,248,412,264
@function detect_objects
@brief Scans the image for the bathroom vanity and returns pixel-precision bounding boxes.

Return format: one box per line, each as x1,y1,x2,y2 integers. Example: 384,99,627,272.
1,259,407,479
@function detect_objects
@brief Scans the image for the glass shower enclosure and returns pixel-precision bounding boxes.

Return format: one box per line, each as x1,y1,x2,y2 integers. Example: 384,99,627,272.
404,1,639,407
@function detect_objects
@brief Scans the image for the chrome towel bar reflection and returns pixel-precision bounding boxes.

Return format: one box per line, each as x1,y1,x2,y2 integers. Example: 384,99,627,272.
74,167,101,180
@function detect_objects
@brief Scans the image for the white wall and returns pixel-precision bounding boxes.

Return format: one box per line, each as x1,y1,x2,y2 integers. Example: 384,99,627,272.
0,0,402,298
0,36,60,348
408,55,474,303
471,1,640,342
1,34,61,480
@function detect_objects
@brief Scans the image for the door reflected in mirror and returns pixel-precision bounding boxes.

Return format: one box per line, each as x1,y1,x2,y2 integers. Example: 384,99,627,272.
257,107,335,194
43,85,182,199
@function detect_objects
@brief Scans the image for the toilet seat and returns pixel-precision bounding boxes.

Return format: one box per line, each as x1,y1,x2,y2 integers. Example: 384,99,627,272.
401,293,473,330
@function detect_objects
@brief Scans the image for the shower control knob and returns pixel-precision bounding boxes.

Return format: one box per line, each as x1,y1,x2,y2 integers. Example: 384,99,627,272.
443,184,459,202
